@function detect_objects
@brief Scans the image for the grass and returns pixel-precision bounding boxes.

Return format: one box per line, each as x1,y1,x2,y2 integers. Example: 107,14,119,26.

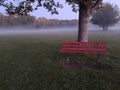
0,30,120,90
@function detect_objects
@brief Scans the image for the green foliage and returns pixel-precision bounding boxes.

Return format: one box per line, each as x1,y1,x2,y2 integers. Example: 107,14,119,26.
65,0,102,12
1,0,102,15
91,3,120,30
0,0,63,15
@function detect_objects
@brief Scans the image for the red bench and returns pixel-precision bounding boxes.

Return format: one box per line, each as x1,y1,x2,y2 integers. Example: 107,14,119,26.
60,42,109,64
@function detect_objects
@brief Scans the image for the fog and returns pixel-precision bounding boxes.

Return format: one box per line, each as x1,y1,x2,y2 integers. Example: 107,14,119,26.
0,23,120,36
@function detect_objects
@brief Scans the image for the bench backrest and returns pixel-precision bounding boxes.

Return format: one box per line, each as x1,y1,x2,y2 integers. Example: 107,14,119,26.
60,42,108,54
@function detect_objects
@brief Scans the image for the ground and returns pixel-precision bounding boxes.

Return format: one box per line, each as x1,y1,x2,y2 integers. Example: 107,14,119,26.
0,29,119,90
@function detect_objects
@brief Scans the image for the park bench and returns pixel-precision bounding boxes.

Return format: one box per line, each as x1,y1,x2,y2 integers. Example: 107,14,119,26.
60,42,109,64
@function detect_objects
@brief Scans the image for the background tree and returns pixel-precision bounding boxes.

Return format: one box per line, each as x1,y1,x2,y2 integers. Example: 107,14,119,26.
1,0,102,42
91,3,120,31
36,17,48,28
0,13,5,26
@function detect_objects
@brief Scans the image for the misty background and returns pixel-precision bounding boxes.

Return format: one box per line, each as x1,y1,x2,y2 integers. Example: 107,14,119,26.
0,0,120,36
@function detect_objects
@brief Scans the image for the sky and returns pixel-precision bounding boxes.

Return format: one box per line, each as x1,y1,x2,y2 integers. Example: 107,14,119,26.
0,0,120,20
30,0,120,19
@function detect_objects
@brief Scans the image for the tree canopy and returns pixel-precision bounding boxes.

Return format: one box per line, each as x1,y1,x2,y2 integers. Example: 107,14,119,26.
91,3,120,30
0,0,102,15
0,0,63,15
65,0,102,13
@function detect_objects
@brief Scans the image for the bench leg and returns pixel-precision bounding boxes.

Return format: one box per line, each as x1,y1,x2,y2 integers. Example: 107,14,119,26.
96,54,102,70
97,54,100,64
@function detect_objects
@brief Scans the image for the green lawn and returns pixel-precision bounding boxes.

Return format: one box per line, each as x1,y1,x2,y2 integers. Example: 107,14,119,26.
0,30,120,90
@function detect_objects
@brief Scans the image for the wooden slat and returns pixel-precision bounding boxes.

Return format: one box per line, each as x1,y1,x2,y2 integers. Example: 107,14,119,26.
61,48,107,51
60,42,108,55
60,50,108,54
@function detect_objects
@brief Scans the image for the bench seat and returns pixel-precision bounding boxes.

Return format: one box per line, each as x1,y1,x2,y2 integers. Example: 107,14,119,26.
60,42,108,55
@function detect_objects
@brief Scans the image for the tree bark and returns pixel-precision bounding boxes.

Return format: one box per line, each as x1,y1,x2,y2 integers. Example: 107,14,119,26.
77,4,90,42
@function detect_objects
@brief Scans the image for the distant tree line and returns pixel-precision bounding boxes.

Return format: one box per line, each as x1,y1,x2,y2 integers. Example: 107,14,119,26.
0,13,36,28
35,18,78,28
0,13,78,29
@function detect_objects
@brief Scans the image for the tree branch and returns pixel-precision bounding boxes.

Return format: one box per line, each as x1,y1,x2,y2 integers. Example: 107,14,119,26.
91,0,102,9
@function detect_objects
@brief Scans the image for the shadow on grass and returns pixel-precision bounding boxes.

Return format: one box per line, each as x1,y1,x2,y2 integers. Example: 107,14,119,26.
55,53,113,71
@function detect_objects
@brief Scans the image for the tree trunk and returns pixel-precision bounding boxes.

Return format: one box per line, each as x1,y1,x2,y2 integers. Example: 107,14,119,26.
102,26,108,31
102,26,105,31
77,4,90,42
